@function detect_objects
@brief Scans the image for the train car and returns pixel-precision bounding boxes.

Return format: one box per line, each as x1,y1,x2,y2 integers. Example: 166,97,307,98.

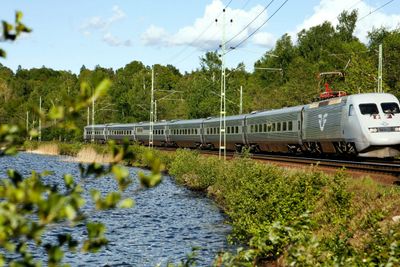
344,93,400,157
202,115,246,150
152,121,169,146
302,93,400,157
245,106,303,153
83,92,400,158
302,96,347,154
134,122,151,145
106,123,136,143
84,124,107,143
168,119,203,148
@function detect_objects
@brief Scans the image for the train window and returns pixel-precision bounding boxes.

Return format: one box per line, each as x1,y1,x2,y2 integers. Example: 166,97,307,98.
288,121,293,131
359,103,379,115
263,124,267,132
381,102,400,114
272,123,276,132
277,122,281,132
236,126,239,133
250,125,254,133
283,122,287,131
227,127,230,134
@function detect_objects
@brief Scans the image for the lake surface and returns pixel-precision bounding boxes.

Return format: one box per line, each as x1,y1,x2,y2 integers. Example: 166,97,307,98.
0,153,231,266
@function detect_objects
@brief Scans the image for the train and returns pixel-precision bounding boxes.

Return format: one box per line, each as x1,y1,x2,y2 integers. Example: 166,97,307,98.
84,92,400,158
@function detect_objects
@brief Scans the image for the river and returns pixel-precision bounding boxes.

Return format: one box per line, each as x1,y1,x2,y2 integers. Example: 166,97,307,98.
0,152,231,266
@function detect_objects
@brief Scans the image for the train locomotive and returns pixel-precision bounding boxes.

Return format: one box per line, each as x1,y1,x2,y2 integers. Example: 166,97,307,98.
84,93,400,158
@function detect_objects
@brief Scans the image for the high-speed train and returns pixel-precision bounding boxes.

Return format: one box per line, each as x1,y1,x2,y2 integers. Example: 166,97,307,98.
84,93,400,158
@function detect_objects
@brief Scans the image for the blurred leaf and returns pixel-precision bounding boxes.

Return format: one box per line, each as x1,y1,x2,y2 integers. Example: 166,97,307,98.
63,174,74,189
64,205,77,221
48,106,65,120
118,198,134,209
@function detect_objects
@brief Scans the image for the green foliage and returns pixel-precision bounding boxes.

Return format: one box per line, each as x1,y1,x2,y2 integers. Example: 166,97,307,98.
162,149,400,266
0,78,163,266
1,11,31,58
169,149,220,190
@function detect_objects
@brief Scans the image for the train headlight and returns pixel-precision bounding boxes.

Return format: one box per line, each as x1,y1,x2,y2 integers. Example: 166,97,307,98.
369,127,378,133
395,127,400,132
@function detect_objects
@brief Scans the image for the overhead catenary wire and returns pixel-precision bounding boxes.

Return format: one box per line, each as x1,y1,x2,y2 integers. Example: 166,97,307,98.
162,0,234,66
223,0,275,48
358,0,395,21
225,0,289,55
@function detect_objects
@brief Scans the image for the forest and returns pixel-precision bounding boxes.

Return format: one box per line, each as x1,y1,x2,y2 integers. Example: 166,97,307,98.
1,10,399,141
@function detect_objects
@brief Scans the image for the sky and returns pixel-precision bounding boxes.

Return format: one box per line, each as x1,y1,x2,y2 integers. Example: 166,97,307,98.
0,0,399,74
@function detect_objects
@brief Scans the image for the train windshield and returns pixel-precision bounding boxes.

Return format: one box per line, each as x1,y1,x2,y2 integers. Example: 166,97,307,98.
381,102,400,114
359,104,379,115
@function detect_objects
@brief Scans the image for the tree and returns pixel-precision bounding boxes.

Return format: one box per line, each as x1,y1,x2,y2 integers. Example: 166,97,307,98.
336,10,358,42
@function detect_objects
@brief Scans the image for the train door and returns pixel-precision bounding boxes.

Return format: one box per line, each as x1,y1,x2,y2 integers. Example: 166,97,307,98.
344,103,361,141
300,107,305,145
243,115,248,147
200,120,205,146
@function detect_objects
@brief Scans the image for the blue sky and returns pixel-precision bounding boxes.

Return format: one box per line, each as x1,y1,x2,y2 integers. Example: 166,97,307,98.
1,0,399,74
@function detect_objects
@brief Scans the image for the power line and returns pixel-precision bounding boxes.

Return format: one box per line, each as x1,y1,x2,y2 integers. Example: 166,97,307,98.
226,0,289,54
224,0,275,48
358,0,395,21
241,0,253,9
163,0,234,66
346,0,362,12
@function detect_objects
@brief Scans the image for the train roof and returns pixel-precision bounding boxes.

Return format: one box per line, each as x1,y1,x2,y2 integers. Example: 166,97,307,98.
246,105,304,118
203,114,246,123
347,93,398,104
84,124,107,129
107,123,136,128
168,118,204,125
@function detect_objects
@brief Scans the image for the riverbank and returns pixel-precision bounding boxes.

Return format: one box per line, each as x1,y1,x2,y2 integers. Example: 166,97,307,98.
23,141,400,265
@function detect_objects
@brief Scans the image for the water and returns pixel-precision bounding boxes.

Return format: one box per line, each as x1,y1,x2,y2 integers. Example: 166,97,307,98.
0,153,231,266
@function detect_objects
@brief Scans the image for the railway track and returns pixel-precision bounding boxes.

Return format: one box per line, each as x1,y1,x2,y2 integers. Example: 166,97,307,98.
162,148,400,184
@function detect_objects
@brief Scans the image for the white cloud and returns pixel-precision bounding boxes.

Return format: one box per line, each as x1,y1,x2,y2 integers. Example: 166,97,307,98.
294,0,400,42
141,0,276,50
81,5,131,47
81,5,126,32
252,32,275,47
103,32,132,47
141,25,170,46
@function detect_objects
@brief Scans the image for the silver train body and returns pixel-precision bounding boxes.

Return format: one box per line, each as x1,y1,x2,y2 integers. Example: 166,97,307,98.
84,93,400,158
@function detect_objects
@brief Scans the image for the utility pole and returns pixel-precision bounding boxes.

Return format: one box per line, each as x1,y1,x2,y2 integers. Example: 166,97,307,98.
154,100,157,123
39,96,42,142
91,95,94,143
149,66,155,148
239,85,243,115
377,43,383,93
87,107,90,126
26,111,29,139
217,8,229,160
